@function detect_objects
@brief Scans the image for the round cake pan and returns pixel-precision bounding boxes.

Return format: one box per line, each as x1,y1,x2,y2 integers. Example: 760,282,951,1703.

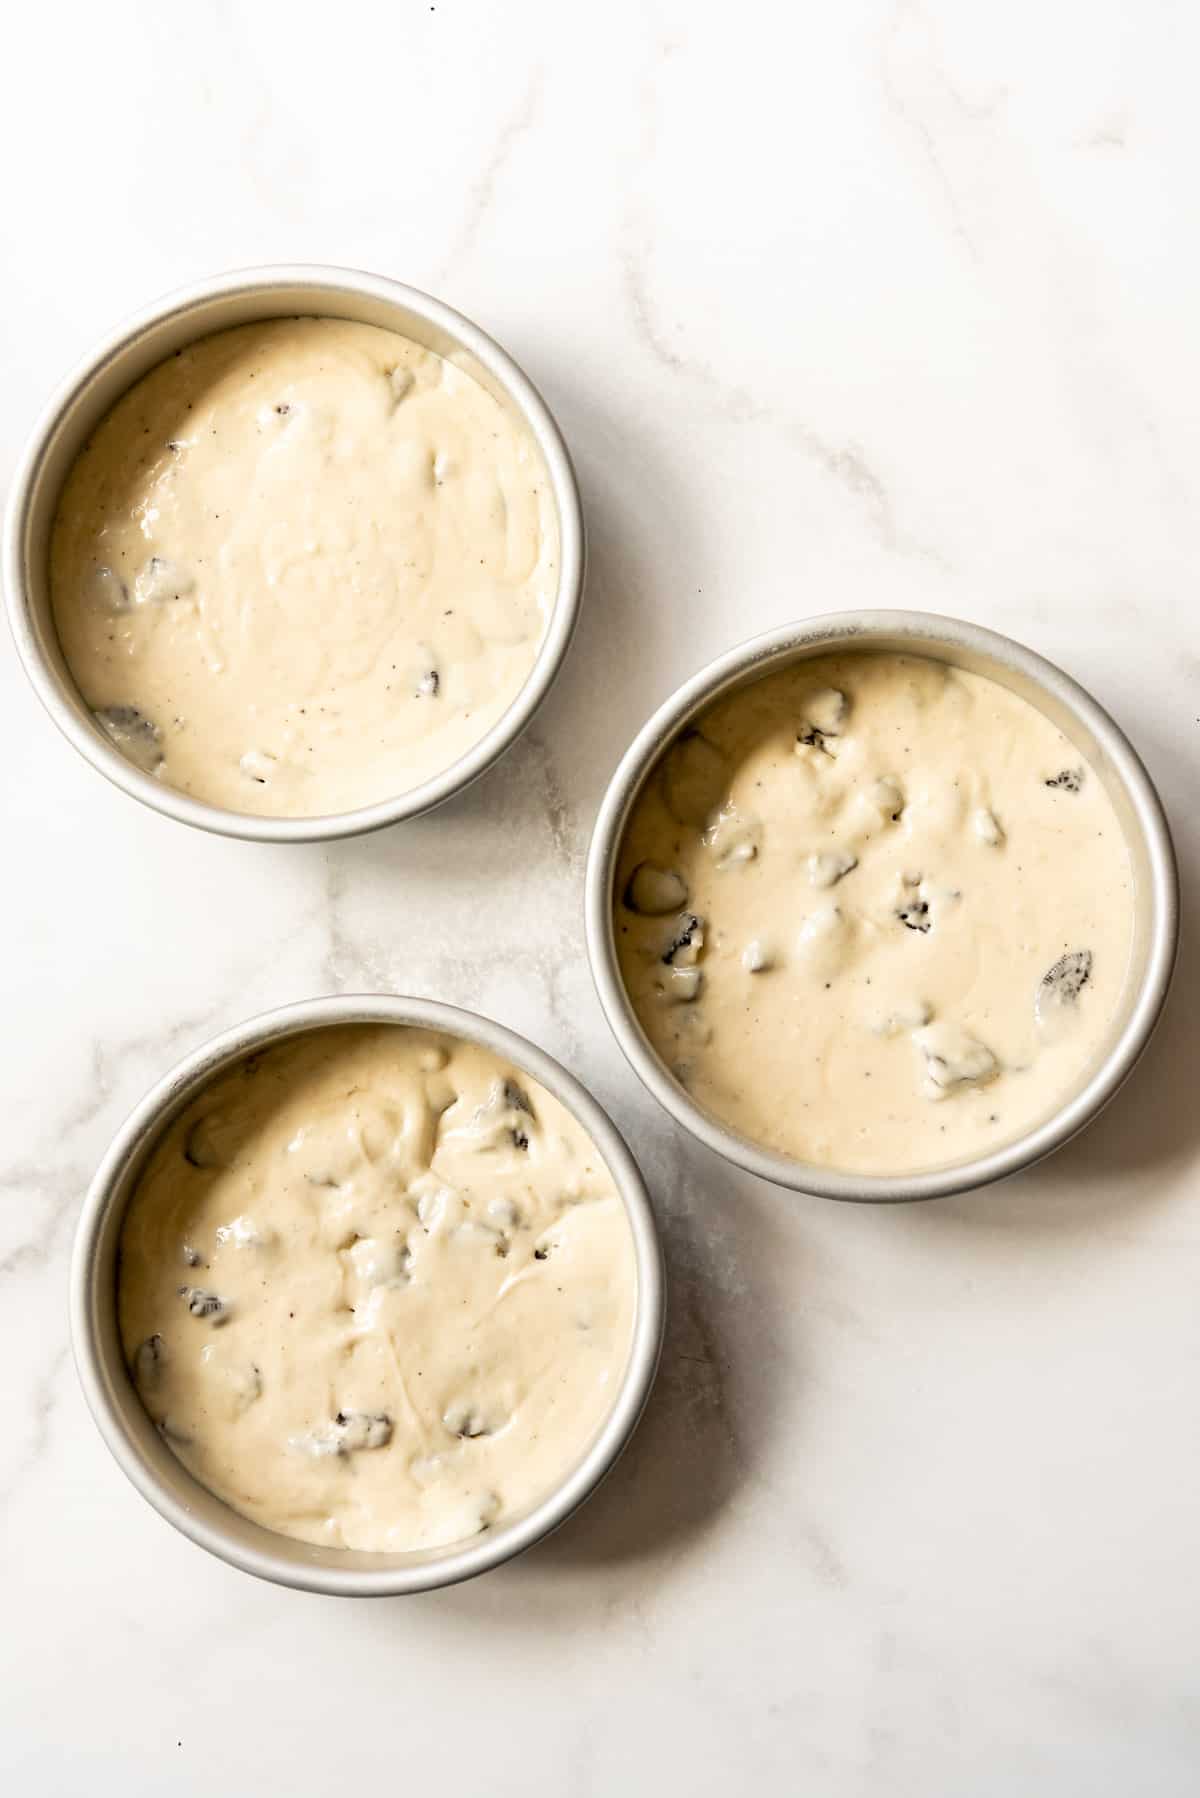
585,609,1179,1203
71,994,664,1595
4,264,584,842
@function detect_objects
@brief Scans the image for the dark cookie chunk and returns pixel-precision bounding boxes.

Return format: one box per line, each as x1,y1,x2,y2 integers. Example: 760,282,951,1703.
1036,949,1094,1033
135,556,194,605
85,563,131,613
797,687,847,746
443,1401,501,1439
973,808,1004,847
446,1076,543,1156
240,750,277,785
177,1285,229,1324
132,1334,166,1389
1041,948,1093,1001
807,849,857,888
332,1411,392,1452
500,1078,533,1149
94,705,164,775
387,366,415,406
897,898,931,933
662,914,703,965
1044,769,1084,793
914,1023,998,1097
294,1411,393,1457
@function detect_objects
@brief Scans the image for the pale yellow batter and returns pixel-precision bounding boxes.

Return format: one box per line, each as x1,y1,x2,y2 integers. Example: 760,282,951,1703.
615,653,1135,1175
51,318,559,815
118,1026,636,1552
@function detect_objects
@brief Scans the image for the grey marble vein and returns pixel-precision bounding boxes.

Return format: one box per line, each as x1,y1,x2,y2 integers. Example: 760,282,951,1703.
619,37,946,566
878,0,983,263
0,1343,70,1515
437,67,544,281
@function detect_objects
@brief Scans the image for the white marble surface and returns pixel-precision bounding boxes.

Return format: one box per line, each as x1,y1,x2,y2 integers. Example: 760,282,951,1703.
2,1,1199,1789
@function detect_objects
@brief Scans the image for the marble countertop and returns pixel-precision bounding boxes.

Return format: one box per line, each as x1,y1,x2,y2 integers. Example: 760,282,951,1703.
2,2,1198,1791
